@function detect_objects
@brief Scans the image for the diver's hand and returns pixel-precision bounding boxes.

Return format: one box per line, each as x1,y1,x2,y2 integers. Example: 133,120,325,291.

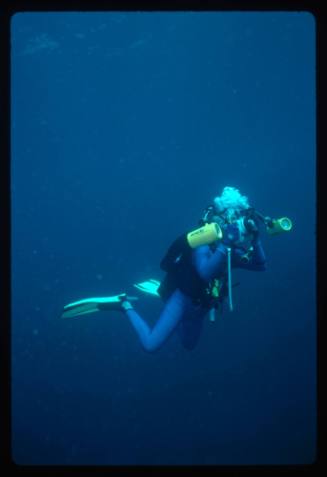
242,216,260,244
246,218,260,242
246,218,258,233
221,223,240,247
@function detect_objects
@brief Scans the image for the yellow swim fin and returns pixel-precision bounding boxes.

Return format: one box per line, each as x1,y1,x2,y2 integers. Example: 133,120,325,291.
61,293,138,318
133,279,161,297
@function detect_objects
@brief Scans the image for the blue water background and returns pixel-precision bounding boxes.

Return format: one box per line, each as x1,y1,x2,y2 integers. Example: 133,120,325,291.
11,11,316,465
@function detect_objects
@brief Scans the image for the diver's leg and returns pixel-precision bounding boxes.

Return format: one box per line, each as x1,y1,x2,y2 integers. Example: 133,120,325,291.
123,289,188,352
178,306,206,350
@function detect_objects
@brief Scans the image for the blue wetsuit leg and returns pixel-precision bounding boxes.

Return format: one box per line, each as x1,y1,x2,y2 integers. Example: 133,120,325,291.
177,304,207,350
124,289,206,352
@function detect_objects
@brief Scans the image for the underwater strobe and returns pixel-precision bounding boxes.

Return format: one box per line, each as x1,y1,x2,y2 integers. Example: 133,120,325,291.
239,208,293,237
265,217,293,235
187,222,223,248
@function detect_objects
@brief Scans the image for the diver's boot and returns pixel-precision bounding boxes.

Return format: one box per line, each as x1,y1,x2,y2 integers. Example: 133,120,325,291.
97,293,137,312
120,299,134,312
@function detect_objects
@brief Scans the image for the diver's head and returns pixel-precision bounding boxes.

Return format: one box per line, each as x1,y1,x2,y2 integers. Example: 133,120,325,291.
213,186,250,223
213,186,254,246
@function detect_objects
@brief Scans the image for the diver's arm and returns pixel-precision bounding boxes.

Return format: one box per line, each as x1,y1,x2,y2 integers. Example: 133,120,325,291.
192,243,228,281
233,238,267,271
193,222,244,280
160,234,189,272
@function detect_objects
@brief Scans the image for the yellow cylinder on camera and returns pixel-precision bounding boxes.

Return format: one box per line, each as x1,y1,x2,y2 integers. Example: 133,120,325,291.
266,217,293,235
187,223,223,248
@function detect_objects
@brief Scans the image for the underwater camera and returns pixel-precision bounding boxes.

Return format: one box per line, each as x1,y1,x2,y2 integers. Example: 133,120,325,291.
186,206,293,248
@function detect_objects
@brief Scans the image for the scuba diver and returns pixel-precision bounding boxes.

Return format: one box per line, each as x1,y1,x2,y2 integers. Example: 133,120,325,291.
61,186,292,353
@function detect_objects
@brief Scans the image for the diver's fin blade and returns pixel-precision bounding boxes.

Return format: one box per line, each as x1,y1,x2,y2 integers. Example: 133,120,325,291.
63,297,111,309
61,302,100,318
133,279,161,297
61,293,138,318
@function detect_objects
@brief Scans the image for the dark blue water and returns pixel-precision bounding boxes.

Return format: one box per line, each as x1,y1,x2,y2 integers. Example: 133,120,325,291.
11,11,316,466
